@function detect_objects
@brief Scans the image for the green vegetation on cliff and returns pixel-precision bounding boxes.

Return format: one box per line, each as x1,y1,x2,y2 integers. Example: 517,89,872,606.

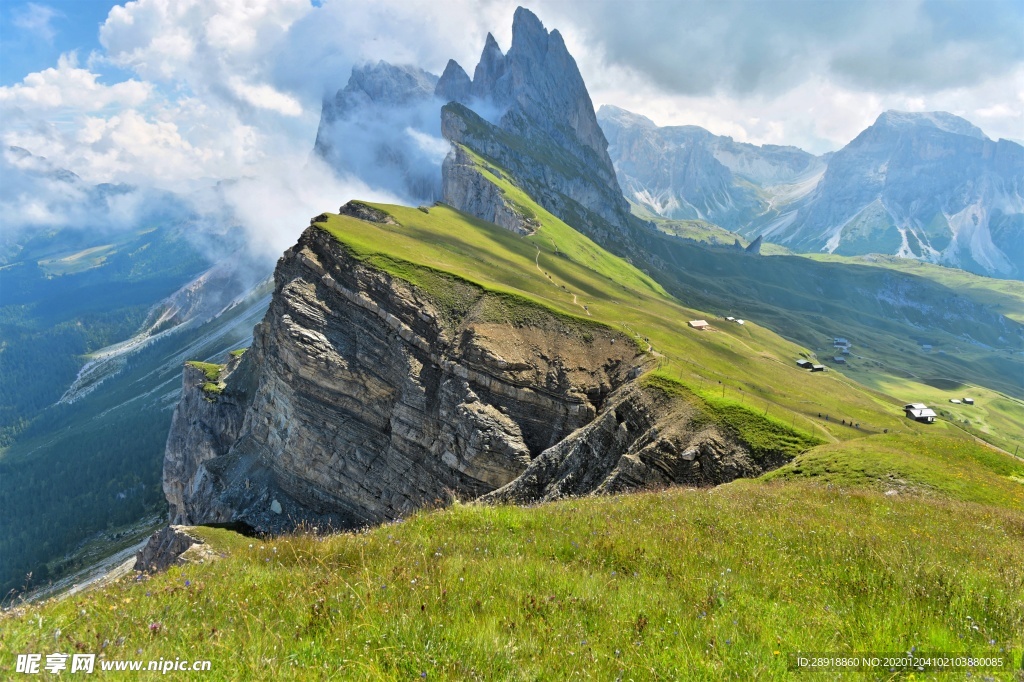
314,199,846,459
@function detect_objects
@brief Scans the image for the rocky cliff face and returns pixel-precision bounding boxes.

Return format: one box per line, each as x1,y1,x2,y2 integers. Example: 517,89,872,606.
441,145,538,235
483,382,786,504
165,207,652,531
164,354,252,525
164,204,795,532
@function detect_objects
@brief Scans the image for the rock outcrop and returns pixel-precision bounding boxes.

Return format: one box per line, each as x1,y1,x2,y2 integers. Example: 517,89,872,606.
134,526,219,573
164,206,648,532
441,146,538,235
483,382,787,504
164,354,251,525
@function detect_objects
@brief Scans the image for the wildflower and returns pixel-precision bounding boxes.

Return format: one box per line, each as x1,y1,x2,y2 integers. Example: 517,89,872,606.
421,673,427,679
149,622,162,634
184,580,191,587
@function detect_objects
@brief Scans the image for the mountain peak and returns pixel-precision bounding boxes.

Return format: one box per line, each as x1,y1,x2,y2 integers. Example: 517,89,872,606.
597,105,657,130
471,33,507,99
874,110,988,140
436,59,472,103
336,61,438,115
510,6,548,54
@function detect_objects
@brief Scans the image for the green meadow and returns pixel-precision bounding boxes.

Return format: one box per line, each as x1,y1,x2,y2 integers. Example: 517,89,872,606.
3,483,1021,680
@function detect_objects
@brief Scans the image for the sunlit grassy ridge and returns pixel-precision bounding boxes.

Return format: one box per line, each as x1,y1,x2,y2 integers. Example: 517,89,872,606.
3,485,1021,680
313,177,1022,486
318,200,836,451
319,201,870,440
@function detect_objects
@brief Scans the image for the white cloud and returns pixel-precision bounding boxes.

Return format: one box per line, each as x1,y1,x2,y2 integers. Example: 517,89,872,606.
99,0,311,91
227,77,303,117
0,54,151,112
206,153,405,260
11,2,62,43
536,0,1024,152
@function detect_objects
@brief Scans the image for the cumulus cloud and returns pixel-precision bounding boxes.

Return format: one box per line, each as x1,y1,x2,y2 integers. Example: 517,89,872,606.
527,0,1024,151
98,0,310,85
0,54,150,111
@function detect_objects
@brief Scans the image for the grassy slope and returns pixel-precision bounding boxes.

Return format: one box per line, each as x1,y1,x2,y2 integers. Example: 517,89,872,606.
2,486,1021,680
803,253,1024,325
4,167,1023,677
319,200,906,449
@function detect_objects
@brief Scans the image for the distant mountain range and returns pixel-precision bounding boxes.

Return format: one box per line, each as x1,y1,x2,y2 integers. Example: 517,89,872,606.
599,107,1024,279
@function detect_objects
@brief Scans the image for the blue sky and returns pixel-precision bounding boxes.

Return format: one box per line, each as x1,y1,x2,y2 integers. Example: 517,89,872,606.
0,1,119,84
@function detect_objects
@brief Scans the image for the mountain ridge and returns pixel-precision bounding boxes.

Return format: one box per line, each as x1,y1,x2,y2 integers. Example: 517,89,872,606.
600,106,1024,279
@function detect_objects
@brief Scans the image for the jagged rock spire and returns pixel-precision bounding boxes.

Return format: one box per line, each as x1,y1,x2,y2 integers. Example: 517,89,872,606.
435,59,472,104
471,33,507,100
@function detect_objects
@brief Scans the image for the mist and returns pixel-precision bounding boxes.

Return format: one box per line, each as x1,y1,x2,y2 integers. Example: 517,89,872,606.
204,152,407,263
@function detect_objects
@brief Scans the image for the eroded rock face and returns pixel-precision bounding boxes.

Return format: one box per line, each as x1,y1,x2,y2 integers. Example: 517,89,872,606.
164,218,646,533
164,355,251,525
134,526,215,573
441,146,538,235
482,383,783,504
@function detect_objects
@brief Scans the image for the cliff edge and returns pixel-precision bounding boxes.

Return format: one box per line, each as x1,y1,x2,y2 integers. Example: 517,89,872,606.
164,203,795,533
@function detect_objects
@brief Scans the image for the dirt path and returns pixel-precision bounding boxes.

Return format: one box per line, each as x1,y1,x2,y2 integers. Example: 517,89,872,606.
534,245,590,316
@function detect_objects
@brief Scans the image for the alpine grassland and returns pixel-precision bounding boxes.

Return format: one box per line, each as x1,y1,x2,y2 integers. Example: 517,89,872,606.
5,187,1022,679
2,484,1022,680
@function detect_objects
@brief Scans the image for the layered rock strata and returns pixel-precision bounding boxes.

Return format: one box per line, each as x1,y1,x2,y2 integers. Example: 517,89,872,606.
483,383,786,504
164,208,647,532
